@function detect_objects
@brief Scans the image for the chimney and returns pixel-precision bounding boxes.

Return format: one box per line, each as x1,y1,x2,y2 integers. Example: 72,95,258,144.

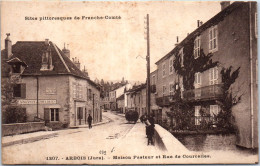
45,39,49,45
220,1,230,11
5,33,12,59
175,36,179,47
197,20,200,28
200,21,203,26
62,43,70,59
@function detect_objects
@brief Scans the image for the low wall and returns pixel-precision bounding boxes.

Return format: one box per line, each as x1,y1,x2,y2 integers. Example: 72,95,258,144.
2,122,45,136
154,124,188,152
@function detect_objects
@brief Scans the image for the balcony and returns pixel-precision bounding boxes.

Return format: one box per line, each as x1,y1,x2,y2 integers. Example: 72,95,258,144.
183,84,223,102
156,95,176,107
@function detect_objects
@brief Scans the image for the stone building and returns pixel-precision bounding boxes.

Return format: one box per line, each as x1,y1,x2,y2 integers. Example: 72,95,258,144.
1,35,102,129
154,2,257,148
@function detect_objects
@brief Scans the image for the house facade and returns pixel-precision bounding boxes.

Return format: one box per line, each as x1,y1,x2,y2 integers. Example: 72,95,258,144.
154,2,257,148
2,35,102,129
125,84,146,117
109,83,132,111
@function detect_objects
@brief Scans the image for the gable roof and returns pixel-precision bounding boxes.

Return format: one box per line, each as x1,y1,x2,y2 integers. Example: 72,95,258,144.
2,40,100,90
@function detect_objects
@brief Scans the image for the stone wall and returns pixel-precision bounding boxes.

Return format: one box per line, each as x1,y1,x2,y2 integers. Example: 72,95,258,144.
2,122,45,136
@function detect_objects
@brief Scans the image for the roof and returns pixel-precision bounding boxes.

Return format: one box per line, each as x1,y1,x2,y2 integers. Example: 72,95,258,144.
110,83,127,91
155,2,246,65
2,40,100,90
126,83,146,94
116,94,124,101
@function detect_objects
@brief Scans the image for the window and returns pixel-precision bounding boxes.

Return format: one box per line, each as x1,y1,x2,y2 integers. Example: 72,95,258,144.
162,85,166,95
12,64,21,73
209,25,218,52
179,48,184,67
13,83,26,98
194,72,201,87
209,67,218,85
162,63,166,77
88,89,92,100
169,57,174,74
210,105,220,117
50,108,59,121
194,36,201,59
169,83,174,95
77,85,82,99
152,75,156,85
73,84,77,98
195,106,201,125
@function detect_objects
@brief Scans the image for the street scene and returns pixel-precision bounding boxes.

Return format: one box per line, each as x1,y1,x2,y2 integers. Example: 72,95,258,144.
1,1,258,165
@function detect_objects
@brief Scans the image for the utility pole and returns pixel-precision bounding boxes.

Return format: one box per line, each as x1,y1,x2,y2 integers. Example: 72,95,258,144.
145,14,151,116
93,93,95,123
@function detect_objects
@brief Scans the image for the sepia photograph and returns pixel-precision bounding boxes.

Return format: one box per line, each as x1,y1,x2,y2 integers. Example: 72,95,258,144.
1,1,258,164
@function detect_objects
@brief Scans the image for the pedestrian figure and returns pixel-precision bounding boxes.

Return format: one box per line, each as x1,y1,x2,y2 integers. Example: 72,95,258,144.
140,113,147,123
147,124,155,145
148,114,155,126
88,114,93,129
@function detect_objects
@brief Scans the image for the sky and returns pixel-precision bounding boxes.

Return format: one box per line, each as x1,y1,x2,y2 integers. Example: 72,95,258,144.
1,1,221,82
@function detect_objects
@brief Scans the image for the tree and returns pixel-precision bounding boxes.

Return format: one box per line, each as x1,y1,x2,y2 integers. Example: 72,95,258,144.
1,78,27,124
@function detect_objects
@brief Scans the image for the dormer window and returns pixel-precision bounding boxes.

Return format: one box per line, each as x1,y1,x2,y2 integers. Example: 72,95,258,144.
40,47,54,71
6,57,27,74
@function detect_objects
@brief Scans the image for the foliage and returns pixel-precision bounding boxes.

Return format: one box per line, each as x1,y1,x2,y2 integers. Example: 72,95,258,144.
1,78,15,107
173,39,218,90
125,110,139,123
169,37,240,132
216,67,241,131
3,105,27,124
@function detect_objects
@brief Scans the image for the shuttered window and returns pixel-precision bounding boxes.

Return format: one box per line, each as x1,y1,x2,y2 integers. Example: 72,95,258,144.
195,106,201,125
194,72,201,87
209,67,218,85
162,63,166,77
13,83,26,98
179,48,184,67
169,57,174,74
194,36,201,59
210,105,220,116
209,25,218,52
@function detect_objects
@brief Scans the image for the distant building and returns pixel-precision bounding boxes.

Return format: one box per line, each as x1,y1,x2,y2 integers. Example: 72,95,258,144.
116,94,125,113
1,35,102,129
109,83,132,111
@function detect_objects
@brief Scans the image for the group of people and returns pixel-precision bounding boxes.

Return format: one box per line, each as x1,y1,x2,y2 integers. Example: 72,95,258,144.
140,113,155,146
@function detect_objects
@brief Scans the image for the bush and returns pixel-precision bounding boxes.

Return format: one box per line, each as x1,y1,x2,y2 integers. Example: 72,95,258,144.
125,110,139,123
3,106,27,124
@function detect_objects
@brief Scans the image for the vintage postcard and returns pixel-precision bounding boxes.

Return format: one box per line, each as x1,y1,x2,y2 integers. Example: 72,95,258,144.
1,1,258,165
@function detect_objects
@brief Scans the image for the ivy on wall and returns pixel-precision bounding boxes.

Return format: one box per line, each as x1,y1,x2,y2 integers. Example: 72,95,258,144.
166,36,241,132
173,38,218,90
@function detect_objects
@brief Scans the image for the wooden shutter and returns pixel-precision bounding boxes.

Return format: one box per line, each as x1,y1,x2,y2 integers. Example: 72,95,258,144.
44,108,50,121
21,83,26,98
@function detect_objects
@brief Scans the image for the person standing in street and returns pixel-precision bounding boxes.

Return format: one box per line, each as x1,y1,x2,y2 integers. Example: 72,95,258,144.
87,114,93,129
